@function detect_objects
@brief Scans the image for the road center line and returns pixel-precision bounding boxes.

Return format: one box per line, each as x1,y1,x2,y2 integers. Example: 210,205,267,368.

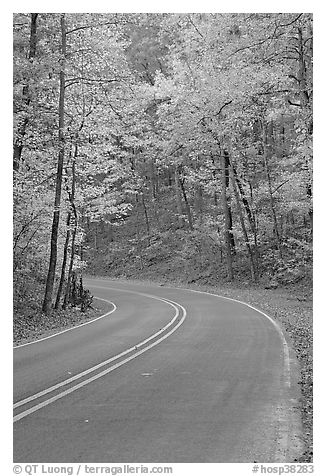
14,293,178,409
87,280,291,389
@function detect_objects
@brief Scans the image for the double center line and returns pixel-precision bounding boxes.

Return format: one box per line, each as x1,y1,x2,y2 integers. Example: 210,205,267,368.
14,289,187,423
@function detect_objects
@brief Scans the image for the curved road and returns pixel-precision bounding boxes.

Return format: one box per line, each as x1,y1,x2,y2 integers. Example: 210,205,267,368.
13,278,303,462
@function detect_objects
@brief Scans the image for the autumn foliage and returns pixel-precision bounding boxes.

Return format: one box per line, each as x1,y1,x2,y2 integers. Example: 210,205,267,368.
13,13,313,312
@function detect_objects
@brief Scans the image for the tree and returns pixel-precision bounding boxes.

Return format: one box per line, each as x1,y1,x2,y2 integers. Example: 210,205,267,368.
42,14,67,314
13,13,313,308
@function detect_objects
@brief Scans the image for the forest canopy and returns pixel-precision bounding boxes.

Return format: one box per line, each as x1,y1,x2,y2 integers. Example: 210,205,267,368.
13,13,313,315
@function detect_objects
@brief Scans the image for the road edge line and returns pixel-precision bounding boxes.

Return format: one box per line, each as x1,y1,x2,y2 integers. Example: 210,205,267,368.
14,294,179,409
14,296,186,422
172,285,291,388
13,297,117,349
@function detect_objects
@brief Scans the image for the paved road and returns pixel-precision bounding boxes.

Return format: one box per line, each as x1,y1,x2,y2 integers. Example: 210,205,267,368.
13,278,303,462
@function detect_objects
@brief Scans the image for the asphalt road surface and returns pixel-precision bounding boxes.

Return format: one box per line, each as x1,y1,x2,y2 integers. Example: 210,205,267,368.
13,278,303,462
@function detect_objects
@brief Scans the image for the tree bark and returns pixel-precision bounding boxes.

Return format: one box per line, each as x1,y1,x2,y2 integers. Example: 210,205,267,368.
261,121,283,259
141,194,151,246
42,14,66,314
63,145,78,310
229,158,257,281
195,184,203,225
174,166,185,228
54,211,71,309
179,176,194,231
297,27,309,108
221,150,234,280
231,162,260,271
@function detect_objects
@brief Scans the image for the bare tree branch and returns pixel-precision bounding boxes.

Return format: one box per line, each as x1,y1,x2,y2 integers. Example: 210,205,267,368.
187,15,204,38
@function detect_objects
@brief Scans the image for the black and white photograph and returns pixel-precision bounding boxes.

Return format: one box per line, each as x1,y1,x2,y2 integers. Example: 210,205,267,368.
12,6,314,472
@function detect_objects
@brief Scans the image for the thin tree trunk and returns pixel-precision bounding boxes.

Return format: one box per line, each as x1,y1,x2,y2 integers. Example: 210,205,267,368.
149,158,157,199
62,222,77,310
135,199,144,270
221,150,234,280
232,164,255,232
261,121,283,259
13,13,38,171
54,211,71,309
195,184,203,225
42,14,66,314
174,166,184,228
223,151,236,252
94,223,98,250
229,159,256,281
179,176,194,231
141,194,151,246
232,162,260,271
63,145,77,310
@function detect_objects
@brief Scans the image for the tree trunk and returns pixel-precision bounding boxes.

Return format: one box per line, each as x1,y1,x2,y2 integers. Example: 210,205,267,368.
135,200,144,270
141,193,151,246
149,158,157,199
221,150,234,280
13,13,38,171
63,145,78,310
54,211,71,309
231,162,260,271
62,224,77,310
195,184,203,225
223,151,236,252
261,121,283,259
174,166,184,228
297,27,309,109
179,176,194,231
229,158,257,281
42,14,66,314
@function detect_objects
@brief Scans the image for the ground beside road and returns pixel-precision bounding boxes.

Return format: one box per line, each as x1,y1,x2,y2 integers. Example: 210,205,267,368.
13,297,112,347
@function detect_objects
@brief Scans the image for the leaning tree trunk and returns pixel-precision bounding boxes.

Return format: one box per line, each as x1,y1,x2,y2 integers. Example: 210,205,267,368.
42,14,66,314
229,157,257,281
231,162,260,272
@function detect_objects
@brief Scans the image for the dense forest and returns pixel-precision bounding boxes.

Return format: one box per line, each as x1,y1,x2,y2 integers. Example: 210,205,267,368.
13,13,313,316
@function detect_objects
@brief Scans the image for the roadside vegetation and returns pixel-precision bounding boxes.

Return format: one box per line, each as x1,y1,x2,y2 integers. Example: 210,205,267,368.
13,291,111,346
